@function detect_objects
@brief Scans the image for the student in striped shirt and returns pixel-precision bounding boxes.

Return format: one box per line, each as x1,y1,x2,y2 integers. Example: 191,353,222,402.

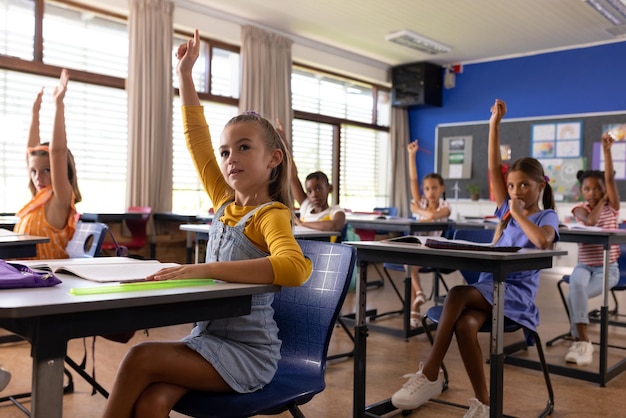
565,132,620,366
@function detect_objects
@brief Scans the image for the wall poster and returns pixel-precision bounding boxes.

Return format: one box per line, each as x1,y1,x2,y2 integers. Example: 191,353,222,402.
441,136,472,179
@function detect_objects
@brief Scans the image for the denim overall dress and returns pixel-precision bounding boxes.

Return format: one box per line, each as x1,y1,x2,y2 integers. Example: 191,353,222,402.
183,201,281,393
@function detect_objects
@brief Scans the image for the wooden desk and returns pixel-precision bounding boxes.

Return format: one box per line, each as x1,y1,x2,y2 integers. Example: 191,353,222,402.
0,270,278,418
152,213,212,262
179,224,339,264
0,232,50,259
506,228,626,386
345,240,565,418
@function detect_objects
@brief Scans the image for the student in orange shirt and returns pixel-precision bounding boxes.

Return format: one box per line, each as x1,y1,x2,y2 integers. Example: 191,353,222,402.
13,68,81,259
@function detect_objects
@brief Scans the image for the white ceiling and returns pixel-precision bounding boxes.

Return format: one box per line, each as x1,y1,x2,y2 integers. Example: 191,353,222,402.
181,0,626,68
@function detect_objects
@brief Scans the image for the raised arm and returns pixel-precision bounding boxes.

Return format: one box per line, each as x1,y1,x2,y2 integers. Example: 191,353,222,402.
27,88,44,154
407,140,421,203
276,118,306,206
47,69,74,227
176,29,201,106
602,132,620,211
488,99,508,207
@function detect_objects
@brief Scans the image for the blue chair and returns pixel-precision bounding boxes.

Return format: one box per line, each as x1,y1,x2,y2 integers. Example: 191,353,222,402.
420,253,555,417
173,239,357,418
547,222,626,347
66,221,109,258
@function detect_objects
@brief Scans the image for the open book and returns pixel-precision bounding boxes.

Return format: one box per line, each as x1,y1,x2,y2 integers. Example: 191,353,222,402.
559,223,603,231
383,235,521,252
12,257,180,283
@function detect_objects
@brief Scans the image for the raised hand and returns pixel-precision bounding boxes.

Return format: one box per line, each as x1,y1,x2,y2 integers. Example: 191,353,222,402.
489,99,506,125
52,69,69,104
176,29,200,76
407,140,419,155
601,132,614,151
32,87,44,113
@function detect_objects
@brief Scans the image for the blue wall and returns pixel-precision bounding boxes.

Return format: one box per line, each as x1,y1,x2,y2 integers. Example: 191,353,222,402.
409,41,626,180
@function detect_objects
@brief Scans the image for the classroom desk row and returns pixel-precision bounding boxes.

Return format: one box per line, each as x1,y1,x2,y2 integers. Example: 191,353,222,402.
180,223,340,264
80,211,214,262
0,229,49,259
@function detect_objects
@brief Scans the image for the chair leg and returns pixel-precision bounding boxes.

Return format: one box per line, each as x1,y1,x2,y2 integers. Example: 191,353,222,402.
528,331,555,418
546,279,573,346
327,316,355,360
287,402,306,418
424,269,451,305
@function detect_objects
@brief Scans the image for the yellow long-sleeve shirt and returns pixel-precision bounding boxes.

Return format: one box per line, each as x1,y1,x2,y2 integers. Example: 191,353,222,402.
183,105,312,286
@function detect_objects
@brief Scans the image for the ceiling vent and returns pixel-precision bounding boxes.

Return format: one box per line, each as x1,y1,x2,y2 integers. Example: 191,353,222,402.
385,29,451,55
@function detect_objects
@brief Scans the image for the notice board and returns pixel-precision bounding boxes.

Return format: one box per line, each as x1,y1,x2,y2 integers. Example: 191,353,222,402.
436,111,626,202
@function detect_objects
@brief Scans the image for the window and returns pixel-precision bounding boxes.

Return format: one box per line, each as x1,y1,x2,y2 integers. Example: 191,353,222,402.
170,35,240,214
171,98,238,214
0,0,128,213
291,67,391,211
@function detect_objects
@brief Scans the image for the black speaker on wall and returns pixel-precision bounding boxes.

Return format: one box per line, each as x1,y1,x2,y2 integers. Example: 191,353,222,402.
391,62,443,107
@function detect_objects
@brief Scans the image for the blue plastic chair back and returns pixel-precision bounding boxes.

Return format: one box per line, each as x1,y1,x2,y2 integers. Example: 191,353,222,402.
374,206,398,217
65,221,109,258
173,239,356,418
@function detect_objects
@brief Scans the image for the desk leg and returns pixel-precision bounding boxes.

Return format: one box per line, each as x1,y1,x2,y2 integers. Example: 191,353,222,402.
600,247,610,386
31,355,64,418
354,260,369,418
490,277,504,418
186,231,193,264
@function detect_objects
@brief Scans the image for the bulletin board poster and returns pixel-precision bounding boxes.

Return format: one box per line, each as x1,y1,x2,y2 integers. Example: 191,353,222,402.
539,158,585,202
592,139,626,180
441,136,472,179
531,121,582,159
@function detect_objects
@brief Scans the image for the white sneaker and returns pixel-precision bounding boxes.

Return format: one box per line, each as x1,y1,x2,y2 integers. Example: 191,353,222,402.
391,362,444,410
564,341,594,366
0,367,11,392
463,398,490,418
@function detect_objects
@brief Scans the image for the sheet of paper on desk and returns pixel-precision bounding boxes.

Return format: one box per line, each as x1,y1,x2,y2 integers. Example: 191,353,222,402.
13,258,180,282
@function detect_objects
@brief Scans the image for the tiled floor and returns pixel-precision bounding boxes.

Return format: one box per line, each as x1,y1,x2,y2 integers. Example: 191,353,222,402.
1,266,626,417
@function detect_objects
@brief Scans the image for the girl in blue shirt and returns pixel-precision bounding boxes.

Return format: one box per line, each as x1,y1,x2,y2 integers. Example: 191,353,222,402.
391,99,560,417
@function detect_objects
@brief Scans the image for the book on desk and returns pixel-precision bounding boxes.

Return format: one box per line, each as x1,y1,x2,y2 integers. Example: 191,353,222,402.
384,235,521,252
12,257,180,282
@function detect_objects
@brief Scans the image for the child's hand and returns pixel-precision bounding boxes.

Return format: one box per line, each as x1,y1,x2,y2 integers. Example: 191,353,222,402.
32,87,44,112
146,264,205,281
601,132,614,151
509,197,525,218
489,99,506,124
407,140,419,155
52,69,69,104
176,29,200,76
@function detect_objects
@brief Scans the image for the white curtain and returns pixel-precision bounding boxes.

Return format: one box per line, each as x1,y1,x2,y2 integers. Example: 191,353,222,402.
390,107,411,218
127,0,174,212
239,25,293,142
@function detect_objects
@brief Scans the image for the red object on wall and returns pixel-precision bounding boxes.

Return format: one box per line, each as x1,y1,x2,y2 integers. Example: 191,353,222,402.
489,164,509,201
